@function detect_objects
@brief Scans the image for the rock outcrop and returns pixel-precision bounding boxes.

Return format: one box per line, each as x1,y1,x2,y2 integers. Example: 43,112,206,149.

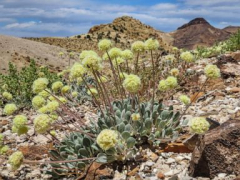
189,120,240,178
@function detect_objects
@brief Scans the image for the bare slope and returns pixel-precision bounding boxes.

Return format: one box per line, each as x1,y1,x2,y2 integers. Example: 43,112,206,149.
223,26,240,34
0,35,76,74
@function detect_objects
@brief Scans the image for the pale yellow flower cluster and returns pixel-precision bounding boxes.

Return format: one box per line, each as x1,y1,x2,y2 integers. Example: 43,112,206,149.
123,74,141,93
97,129,118,150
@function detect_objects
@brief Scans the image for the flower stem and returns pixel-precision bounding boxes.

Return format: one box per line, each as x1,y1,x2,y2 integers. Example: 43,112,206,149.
135,52,140,73
106,51,122,99
150,50,156,114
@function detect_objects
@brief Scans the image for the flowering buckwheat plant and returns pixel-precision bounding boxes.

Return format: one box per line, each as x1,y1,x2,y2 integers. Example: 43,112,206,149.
3,37,222,178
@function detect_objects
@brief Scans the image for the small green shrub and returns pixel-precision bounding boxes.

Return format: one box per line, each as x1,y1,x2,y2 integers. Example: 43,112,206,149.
0,60,59,107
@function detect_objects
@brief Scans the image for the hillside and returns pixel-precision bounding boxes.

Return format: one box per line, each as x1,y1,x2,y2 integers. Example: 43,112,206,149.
170,18,232,49
223,26,240,33
26,16,171,52
0,35,78,74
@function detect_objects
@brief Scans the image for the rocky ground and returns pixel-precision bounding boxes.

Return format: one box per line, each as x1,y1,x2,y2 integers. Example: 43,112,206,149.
1,52,240,179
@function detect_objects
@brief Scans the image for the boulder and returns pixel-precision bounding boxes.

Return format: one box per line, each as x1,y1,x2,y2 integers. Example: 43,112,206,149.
189,120,240,178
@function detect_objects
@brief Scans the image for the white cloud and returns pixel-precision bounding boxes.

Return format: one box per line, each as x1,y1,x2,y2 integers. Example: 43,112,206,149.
0,18,15,23
183,0,240,6
4,21,37,29
151,3,178,10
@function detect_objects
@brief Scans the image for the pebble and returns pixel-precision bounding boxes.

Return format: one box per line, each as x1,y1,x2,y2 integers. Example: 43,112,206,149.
164,169,181,176
145,161,155,167
217,173,227,178
166,158,176,164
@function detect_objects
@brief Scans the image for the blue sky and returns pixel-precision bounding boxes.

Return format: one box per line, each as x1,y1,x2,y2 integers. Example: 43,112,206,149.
0,0,239,37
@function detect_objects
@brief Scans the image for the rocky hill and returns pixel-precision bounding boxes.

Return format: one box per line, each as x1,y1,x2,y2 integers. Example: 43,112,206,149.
26,16,171,52
170,18,232,49
0,35,78,74
223,26,240,33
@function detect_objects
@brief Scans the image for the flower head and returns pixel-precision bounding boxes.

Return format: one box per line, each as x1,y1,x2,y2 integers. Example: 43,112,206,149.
4,103,17,115
70,63,86,79
49,114,59,122
69,52,75,57
59,52,64,56
2,84,8,90
52,81,63,92
8,151,24,170
0,134,3,146
77,77,83,85
37,106,48,114
179,95,190,105
165,76,178,89
12,115,28,135
180,51,194,63
38,72,45,77
98,39,112,51
71,91,78,98
2,92,13,100
113,57,125,67
204,64,220,79
38,90,51,99
145,38,159,50
61,85,71,94
59,97,67,104
32,95,46,109
158,80,169,91
163,54,176,64
98,76,108,83
102,53,109,61
121,50,133,60
0,145,9,155
189,117,210,134
109,48,122,59
172,47,178,52
79,50,98,61
32,78,49,94
50,130,57,136
120,72,128,80
131,113,141,121
34,114,52,134
97,129,118,150
82,55,101,71
87,88,98,96
131,41,145,53
123,74,141,93
46,101,59,113
170,68,179,77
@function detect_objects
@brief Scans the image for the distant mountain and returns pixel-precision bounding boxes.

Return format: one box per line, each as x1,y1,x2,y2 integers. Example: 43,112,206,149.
169,18,232,49
223,26,240,34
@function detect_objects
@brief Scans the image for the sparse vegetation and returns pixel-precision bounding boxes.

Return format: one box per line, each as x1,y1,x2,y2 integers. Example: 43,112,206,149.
1,37,222,179
0,60,59,107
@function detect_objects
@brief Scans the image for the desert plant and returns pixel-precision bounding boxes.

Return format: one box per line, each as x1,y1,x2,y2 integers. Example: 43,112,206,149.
5,38,218,179
0,60,59,107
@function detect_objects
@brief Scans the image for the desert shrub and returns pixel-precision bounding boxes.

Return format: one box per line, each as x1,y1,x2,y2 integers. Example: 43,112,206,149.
196,29,240,58
0,60,59,107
